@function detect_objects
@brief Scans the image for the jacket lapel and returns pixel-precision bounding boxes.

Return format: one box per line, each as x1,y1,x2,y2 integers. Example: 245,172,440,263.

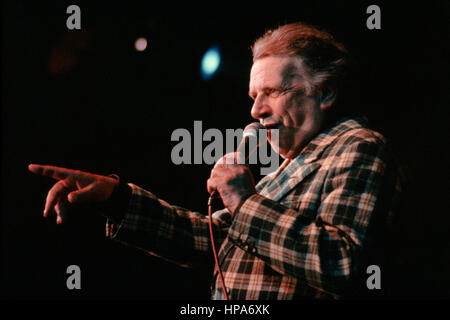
258,151,321,202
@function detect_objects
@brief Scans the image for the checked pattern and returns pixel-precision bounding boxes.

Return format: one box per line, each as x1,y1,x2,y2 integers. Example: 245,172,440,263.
105,117,402,299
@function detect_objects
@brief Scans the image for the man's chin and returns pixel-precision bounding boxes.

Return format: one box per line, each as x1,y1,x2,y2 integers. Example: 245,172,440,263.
268,141,288,159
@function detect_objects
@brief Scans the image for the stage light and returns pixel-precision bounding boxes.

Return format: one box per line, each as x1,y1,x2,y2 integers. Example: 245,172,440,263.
135,37,148,51
201,46,221,79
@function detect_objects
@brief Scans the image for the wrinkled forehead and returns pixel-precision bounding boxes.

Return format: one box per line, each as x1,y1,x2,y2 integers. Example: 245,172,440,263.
250,56,309,89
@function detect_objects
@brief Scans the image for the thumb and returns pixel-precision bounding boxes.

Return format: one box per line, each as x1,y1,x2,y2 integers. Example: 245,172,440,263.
67,184,96,204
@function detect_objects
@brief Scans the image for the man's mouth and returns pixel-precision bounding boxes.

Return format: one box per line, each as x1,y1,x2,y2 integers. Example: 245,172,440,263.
262,123,281,143
262,123,280,130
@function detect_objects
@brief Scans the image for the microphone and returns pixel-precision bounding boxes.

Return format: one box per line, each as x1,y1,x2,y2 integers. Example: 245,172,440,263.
234,122,264,165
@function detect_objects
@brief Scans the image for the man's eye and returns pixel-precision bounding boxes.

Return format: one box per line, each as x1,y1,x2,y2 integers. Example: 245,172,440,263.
267,89,282,98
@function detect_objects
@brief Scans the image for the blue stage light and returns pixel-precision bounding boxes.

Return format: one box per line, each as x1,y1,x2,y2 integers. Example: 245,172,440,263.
201,46,221,80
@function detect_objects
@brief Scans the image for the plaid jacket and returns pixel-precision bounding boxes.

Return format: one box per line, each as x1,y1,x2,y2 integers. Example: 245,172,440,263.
106,117,402,299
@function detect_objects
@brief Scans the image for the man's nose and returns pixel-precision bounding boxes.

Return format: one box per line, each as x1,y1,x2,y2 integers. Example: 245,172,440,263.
250,96,272,120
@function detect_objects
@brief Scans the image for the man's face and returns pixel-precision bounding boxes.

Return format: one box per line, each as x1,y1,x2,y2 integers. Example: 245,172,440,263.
249,56,327,159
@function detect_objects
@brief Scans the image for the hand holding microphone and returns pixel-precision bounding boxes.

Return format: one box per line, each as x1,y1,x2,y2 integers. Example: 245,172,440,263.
206,122,263,215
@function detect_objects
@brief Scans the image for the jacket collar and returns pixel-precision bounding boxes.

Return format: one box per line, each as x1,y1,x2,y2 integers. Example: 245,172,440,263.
257,116,368,201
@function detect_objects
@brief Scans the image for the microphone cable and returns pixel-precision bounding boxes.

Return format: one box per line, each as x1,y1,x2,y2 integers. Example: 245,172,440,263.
208,191,229,300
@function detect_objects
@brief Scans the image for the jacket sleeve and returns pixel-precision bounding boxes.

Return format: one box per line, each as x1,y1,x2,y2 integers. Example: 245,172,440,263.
105,184,232,268
227,136,392,293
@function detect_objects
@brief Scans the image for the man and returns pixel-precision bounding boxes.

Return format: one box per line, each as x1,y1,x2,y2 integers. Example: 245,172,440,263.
29,22,402,299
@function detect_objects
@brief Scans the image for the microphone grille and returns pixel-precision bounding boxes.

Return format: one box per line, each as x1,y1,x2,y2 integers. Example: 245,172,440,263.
243,122,263,138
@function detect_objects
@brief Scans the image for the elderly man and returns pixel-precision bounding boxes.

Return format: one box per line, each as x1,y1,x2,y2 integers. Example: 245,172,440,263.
29,22,402,299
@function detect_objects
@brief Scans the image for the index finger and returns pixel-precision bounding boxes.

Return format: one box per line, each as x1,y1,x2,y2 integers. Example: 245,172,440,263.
28,164,80,181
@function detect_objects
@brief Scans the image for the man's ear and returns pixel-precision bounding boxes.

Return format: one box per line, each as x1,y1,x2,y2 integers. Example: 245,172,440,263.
319,86,336,111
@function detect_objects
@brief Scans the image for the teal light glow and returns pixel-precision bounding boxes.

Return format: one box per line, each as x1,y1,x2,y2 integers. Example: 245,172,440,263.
201,46,221,79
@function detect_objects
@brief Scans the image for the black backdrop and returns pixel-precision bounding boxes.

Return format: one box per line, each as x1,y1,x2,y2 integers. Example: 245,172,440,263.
2,1,449,300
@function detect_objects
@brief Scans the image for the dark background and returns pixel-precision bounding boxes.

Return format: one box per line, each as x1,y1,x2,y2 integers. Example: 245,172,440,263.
1,0,449,300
